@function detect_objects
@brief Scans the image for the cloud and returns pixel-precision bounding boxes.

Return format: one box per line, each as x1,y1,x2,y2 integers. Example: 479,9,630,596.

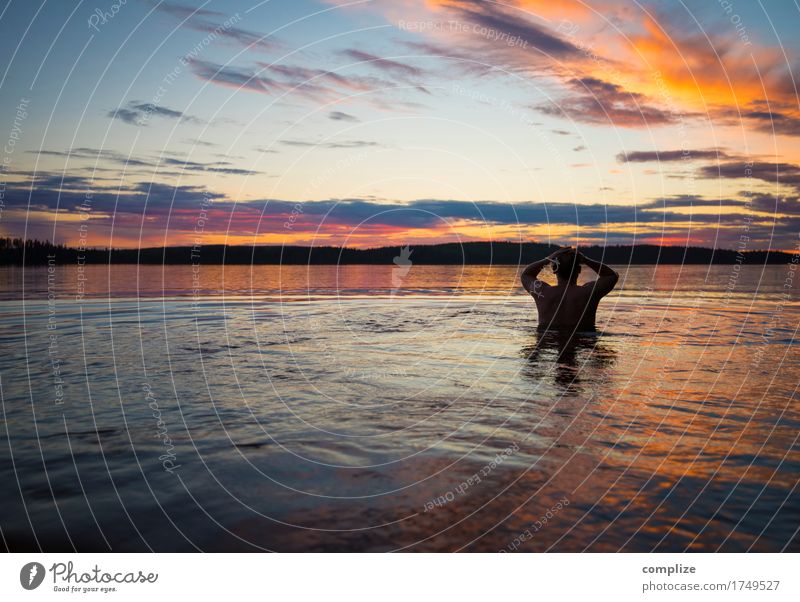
107,101,204,126
638,195,747,209
620,155,800,195
1,177,225,214
188,55,429,114
189,59,388,102
262,62,387,93
398,40,499,78
7,172,798,248
745,192,800,214
698,162,800,191
23,172,109,190
240,197,739,229
145,1,224,19
33,147,154,167
189,60,279,93
742,109,800,137
183,138,218,147
30,147,261,176
279,139,382,149
538,77,677,128
624,11,796,117
447,1,579,57
0,174,698,225
241,198,642,230
341,49,424,78
617,149,731,162
389,3,581,81
156,156,261,176
149,1,279,51
328,111,360,122
186,19,279,52
246,197,800,248
617,149,800,196
386,1,799,140
15,162,786,237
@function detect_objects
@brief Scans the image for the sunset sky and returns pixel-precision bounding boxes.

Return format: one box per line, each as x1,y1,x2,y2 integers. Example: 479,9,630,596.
1,0,798,249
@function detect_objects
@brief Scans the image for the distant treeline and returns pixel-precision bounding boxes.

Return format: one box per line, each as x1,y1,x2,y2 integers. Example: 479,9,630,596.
0,237,794,266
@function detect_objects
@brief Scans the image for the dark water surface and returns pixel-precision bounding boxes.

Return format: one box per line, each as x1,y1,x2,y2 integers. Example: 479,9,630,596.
1,264,798,551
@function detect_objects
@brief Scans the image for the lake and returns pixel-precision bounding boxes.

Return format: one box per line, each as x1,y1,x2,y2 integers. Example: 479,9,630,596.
0,263,798,551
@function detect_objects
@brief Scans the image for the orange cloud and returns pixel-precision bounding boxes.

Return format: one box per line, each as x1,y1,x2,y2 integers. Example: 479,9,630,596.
388,0,799,136
625,14,790,110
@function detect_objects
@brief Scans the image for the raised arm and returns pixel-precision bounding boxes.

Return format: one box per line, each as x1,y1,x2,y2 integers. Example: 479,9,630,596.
577,251,619,297
520,247,572,295
520,258,549,295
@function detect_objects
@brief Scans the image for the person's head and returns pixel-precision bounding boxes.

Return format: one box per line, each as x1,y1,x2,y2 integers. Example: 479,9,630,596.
551,250,581,283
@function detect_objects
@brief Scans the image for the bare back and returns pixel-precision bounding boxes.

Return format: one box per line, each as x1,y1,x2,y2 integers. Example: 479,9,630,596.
526,277,617,331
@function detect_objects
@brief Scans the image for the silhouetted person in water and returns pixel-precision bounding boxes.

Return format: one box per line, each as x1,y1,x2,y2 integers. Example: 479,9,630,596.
520,247,619,331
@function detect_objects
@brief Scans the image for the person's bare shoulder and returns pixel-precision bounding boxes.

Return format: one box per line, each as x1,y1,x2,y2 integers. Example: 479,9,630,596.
581,274,618,298
522,275,551,298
